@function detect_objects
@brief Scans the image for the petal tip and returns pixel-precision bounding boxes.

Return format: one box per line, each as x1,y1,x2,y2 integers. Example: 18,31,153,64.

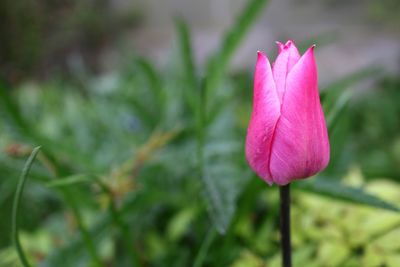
277,40,299,53
256,51,269,63
276,41,284,53
285,40,294,46
302,44,316,57
257,50,266,57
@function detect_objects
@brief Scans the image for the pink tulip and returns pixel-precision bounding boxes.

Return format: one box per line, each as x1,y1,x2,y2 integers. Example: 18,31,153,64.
245,40,330,186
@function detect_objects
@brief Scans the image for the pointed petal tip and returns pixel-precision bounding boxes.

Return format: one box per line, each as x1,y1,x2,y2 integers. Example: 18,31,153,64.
277,40,300,53
257,50,266,57
285,40,294,46
304,44,316,56
256,51,270,63
300,44,316,58
276,41,284,53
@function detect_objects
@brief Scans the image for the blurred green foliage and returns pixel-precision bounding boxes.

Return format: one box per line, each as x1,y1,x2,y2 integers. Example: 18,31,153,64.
1,0,400,266
367,0,400,27
0,0,141,83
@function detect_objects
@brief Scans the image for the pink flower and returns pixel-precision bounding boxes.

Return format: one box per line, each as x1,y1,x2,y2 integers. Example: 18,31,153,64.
245,40,330,186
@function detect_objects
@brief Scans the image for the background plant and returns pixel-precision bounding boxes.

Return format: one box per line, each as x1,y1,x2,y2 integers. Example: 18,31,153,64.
1,0,399,266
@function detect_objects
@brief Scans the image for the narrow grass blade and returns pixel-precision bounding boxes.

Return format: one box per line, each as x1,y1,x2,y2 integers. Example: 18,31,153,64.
175,18,197,90
326,90,352,132
192,227,217,267
136,58,165,110
296,177,400,213
205,0,269,93
321,67,382,133
45,174,95,188
0,83,29,132
11,146,41,267
175,17,198,111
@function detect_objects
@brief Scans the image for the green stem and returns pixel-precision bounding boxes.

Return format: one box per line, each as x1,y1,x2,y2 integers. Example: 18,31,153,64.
109,200,140,266
12,146,41,267
192,227,216,267
63,189,104,267
96,179,140,266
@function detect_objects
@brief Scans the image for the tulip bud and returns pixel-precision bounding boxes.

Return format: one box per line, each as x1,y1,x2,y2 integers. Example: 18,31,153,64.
245,40,330,185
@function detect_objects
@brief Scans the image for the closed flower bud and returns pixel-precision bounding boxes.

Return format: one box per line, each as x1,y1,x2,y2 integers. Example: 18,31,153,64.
245,40,330,185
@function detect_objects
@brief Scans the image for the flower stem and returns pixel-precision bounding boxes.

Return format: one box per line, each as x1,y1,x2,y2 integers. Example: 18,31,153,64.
279,184,292,267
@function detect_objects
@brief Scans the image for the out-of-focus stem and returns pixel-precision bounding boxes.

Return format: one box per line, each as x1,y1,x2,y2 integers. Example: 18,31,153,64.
64,189,104,267
95,179,140,266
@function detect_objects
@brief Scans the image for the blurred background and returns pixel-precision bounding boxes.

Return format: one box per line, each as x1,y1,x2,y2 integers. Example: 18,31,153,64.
2,0,399,84
1,0,400,266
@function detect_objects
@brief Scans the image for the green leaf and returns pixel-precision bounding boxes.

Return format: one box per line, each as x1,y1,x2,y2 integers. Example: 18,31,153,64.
296,177,400,213
128,96,159,129
200,108,250,234
175,17,198,111
205,0,269,94
136,58,165,112
202,170,232,234
321,67,382,115
197,0,269,234
203,163,251,234
12,146,41,267
325,89,352,133
45,174,96,188
192,227,217,267
40,218,108,267
0,83,29,133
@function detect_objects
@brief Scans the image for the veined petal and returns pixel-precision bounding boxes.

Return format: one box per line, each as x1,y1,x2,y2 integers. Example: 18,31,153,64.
245,52,281,184
272,40,301,103
269,46,330,185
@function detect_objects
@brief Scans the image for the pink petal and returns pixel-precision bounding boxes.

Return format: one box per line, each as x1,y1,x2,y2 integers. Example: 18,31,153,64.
272,40,301,103
269,46,330,185
245,52,281,184
276,41,285,54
